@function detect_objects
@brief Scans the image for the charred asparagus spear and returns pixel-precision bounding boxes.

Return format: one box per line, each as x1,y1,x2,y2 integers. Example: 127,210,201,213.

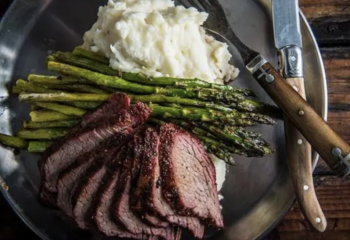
73,46,109,65
17,129,68,140
23,120,78,129
28,74,91,85
14,79,61,94
35,102,86,116
28,141,53,153
149,104,275,125
30,110,77,122
0,133,28,149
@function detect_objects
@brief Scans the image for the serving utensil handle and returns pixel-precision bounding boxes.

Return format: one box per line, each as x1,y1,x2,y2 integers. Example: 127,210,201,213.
247,55,350,177
285,77,326,232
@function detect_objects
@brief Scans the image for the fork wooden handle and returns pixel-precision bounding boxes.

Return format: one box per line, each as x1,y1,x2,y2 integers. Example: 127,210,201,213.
285,77,327,232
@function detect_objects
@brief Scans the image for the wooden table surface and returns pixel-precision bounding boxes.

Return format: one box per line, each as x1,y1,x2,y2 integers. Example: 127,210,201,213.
1,0,350,240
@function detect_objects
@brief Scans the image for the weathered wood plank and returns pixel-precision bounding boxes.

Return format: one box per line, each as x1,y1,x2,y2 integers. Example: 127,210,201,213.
300,0,350,20
300,1,350,46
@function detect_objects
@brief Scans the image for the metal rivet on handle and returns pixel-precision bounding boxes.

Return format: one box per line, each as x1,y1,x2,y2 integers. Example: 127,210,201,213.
265,74,275,83
316,218,321,223
298,110,305,116
332,148,342,157
303,185,309,191
298,139,303,145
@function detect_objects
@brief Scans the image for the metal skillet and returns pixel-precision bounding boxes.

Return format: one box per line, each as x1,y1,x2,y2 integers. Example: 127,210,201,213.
0,0,327,240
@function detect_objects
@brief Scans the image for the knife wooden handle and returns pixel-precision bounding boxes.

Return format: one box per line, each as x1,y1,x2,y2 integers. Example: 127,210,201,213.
285,77,326,232
251,61,350,176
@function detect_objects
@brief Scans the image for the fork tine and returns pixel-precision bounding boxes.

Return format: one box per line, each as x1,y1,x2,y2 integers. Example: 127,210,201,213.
186,0,206,12
201,0,214,9
175,0,191,8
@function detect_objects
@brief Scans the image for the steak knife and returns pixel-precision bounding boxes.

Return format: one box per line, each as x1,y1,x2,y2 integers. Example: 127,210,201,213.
272,0,326,232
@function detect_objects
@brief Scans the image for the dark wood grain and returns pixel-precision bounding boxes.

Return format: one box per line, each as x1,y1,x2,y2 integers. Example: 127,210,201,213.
300,0,350,46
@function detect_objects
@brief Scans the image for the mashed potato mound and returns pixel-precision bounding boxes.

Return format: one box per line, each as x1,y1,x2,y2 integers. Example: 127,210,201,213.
83,0,239,84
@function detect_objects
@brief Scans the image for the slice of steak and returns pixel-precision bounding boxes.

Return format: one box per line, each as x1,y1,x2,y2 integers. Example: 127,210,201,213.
73,161,108,229
39,99,151,206
94,146,151,240
72,139,124,230
137,127,204,238
56,153,95,217
159,123,223,228
130,129,169,228
114,144,181,240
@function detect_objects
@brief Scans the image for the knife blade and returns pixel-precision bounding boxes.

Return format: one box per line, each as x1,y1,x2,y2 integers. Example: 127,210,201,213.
272,0,326,232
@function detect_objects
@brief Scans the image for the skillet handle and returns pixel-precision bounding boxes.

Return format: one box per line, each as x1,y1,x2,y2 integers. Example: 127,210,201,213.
246,55,350,177
285,77,326,232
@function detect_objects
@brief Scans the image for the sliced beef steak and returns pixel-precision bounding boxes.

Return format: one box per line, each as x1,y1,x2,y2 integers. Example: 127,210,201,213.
114,144,181,240
94,146,151,240
72,139,124,230
39,98,151,206
159,123,223,228
130,129,169,228
73,161,108,229
56,153,95,217
137,127,204,238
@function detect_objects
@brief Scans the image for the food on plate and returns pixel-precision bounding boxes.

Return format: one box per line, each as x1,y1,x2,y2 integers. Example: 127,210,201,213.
0,0,282,239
